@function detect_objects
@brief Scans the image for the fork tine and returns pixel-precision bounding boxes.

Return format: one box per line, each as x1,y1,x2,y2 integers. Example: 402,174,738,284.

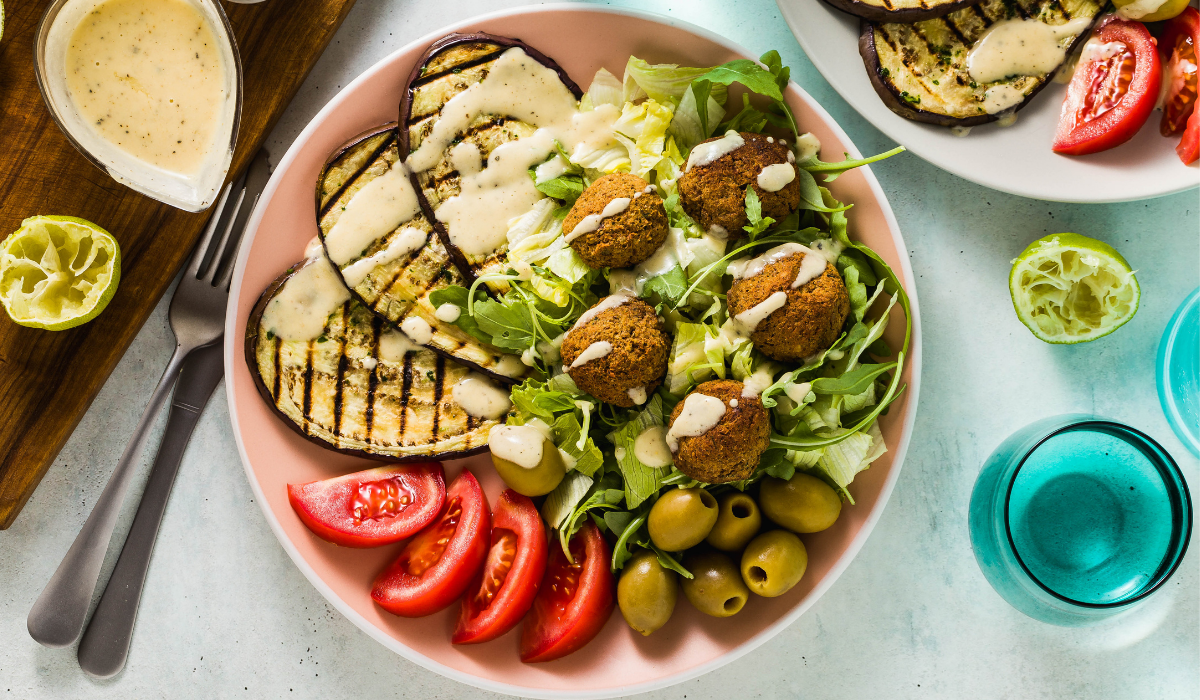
214,151,273,289
187,183,234,278
202,187,246,284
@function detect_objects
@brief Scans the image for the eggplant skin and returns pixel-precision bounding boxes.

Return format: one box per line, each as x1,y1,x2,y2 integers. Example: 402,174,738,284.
244,265,500,462
397,32,582,285
822,0,983,23
859,0,1103,128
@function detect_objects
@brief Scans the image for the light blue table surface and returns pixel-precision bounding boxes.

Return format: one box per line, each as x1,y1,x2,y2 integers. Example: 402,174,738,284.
1,1,1196,698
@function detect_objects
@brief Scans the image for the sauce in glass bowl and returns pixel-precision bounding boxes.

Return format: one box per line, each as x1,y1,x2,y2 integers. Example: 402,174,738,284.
36,0,241,212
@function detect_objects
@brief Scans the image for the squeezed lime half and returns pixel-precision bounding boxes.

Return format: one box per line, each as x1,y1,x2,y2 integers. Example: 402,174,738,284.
1009,233,1139,344
0,216,121,330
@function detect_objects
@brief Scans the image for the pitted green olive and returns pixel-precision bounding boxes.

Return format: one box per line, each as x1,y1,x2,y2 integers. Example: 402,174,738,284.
648,487,719,551
740,530,807,597
681,549,749,617
490,435,565,497
618,550,678,636
759,472,841,533
706,491,762,551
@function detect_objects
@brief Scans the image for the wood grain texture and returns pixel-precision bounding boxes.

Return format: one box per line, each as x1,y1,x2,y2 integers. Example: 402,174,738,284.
0,0,358,529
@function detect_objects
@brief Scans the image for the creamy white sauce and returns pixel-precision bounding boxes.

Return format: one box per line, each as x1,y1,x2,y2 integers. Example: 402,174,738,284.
534,155,569,183
324,162,421,266
734,291,788,332
340,227,428,287
966,18,1092,84
361,357,378,371
488,424,545,469
1116,0,1169,20
627,386,648,405
950,126,973,137
453,373,513,419
808,238,845,265
45,0,238,210
450,141,483,176
608,269,638,295
570,341,613,368
997,112,1019,128
708,224,729,239
666,393,727,452
629,227,691,294
435,303,461,323
981,84,1026,115
742,368,776,398
729,399,738,407
784,380,812,404
794,132,821,162
401,316,433,346
571,293,632,331
261,257,350,341
303,235,324,259
379,329,416,362
686,131,745,171
1079,39,1127,66
728,242,827,288
633,425,673,467
757,163,796,192
405,48,620,258
564,196,631,243
493,353,525,377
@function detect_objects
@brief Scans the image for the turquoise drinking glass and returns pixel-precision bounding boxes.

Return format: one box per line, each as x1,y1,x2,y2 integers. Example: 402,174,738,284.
1157,288,1200,458
969,415,1192,626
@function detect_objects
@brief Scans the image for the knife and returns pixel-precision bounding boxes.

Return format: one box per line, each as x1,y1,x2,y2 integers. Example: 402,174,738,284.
75,340,225,678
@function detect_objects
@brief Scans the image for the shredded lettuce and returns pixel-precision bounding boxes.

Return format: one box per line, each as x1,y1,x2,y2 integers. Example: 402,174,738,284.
581,67,623,111
612,99,675,179
622,57,728,106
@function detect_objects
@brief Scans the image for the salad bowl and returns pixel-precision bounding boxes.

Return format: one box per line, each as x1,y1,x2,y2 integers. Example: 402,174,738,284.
224,4,922,697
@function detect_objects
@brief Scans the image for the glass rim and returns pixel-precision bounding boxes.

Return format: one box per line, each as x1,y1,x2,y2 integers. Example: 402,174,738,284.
1002,419,1193,610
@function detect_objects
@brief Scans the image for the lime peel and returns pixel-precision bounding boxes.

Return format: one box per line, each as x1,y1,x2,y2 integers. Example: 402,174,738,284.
1009,232,1139,344
0,216,121,330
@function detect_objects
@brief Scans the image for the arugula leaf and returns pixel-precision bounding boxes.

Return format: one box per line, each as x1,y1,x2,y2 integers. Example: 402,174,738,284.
610,511,647,572
645,542,693,579
800,146,906,183
742,187,776,239
810,362,897,395
796,169,852,214
554,412,604,477
429,286,493,346
641,263,689,306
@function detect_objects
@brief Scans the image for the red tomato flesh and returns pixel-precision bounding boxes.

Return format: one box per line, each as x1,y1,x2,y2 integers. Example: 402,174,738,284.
287,463,444,548
371,470,489,617
1160,7,1200,163
520,522,614,663
1053,19,1162,156
453,490,548,644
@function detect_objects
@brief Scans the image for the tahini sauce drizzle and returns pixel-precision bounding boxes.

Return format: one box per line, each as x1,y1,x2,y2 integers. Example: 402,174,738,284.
404,48,621,258
452,373,513,419
966,17,1093,84
323,163,422,266
666,393,727,452
488,424,545,469
261,257,350,341
570,341,613,368
634,425,673,467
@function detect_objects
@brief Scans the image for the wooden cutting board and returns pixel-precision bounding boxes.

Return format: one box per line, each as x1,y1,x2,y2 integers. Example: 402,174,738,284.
0,0,358,528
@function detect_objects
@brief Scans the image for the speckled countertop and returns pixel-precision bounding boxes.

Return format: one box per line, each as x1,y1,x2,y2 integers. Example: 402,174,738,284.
1,1,1196,698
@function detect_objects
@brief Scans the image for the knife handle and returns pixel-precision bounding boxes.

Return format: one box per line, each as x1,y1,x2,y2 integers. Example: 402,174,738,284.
76,343,224,679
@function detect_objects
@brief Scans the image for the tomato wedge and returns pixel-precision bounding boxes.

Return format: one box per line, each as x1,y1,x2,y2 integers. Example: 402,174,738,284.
287,463,444,548
371,470,490,617
520,521,614,663
453,490,548,644
1053,19,1162,156
1160,7,1200,163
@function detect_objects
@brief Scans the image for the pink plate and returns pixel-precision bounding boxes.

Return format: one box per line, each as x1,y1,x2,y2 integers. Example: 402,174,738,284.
224,5,923,697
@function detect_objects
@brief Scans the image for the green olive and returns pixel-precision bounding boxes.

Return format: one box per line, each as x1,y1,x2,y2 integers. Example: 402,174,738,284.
491,437,565,497
759,473,841,533
740,530,807,597
706,491,762,551
648,487,719,551
617,550,678,636
681,549,750,617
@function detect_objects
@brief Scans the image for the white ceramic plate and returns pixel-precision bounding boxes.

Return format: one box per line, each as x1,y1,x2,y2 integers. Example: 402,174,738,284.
777,0,1200,202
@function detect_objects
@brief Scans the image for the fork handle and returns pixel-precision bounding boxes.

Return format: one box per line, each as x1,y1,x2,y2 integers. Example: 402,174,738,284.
77,342,224,678
27,343,191,649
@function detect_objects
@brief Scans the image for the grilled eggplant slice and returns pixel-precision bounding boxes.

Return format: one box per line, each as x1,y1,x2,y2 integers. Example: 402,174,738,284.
861,0,1103,127
246,260,503,461
822,0,983,23
317,124,525,382
398,33,582,286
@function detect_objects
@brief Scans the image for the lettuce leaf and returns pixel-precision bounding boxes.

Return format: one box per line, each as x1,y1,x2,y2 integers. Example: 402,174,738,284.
607,396,672,508
623,56,728,105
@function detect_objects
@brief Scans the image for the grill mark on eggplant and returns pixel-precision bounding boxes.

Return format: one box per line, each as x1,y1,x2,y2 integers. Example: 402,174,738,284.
413,51,505,89
941,13,973,46
398,351,413,438
302,341,315,435
318,133,396,219
332,306,349,436
271,336,282,402
365,315,382,439
431,354,445,442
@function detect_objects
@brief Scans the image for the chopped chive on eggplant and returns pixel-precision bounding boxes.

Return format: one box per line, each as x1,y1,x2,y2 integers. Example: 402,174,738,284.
425,370,435,381
266,330,275,340
317,335,328,343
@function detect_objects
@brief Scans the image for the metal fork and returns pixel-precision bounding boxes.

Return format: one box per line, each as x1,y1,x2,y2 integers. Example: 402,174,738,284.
27,150,272,649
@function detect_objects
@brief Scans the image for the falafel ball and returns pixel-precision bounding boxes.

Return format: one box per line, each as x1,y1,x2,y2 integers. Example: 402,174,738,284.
667,380,771,484
678,132,800,238
563,173,668,269
561,296,670,407
726,250,850,362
